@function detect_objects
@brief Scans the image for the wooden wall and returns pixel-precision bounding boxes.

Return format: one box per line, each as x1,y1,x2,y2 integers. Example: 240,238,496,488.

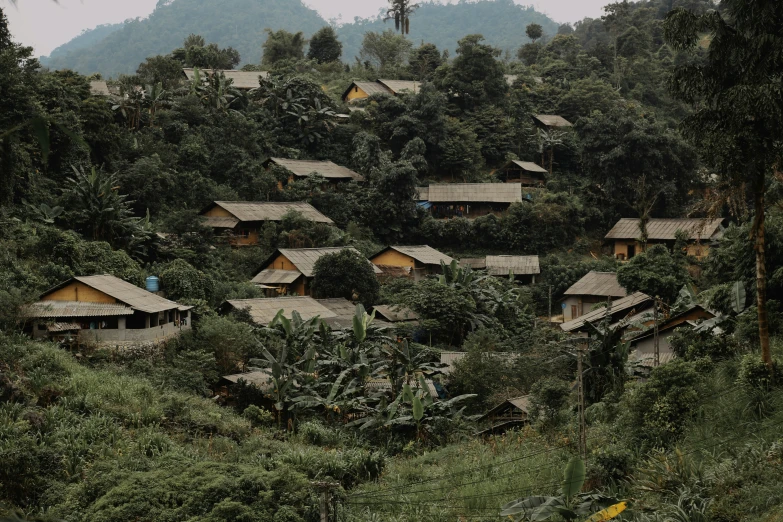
42,282,116,303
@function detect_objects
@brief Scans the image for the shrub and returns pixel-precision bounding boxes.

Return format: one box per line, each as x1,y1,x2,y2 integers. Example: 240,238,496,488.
669,327,739,361
243,405,274,428
528,377,571,430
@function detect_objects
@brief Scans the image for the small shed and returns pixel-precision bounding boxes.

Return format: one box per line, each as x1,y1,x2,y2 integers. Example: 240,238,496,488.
477,396,530,436
342,80,393,102
264,157,364,185
562,271,627,322
371,245,454,281
498,160,548,186
422,183,524,219
252,247,381,296
199,201,333,246
372,305,419,324
182,68,269,89
560,291,653,336
485,255,540,284
532,114,573,129
605,218,725,261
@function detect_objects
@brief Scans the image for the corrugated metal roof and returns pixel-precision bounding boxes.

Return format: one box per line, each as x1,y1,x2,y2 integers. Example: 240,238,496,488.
440,351,519,374
510,160,547,173
560,291,653,333
415,187,429,201
375,265,412,278
182,68,269,89
201,216,240,228
485,255,540,276
533,114,573,127
564,271,627,298
226,297,337,325
27,300,134,318
346,81,393,99
372,305,418,323
205,201,333,224
604,218,725,241
459,258,487,270
47,322,82,331
89,80,111,96
427,183,523,203
222,370,274,391
366,378,438,397
380,246,454,266
629,350,676,367
316,298,358,318
268,158,364,181
251,269,302,285
275,247,382,278
377,79,420,94
41,275,186,314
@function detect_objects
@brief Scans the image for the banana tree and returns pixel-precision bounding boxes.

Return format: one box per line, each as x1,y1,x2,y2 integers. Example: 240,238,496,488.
261,309,323,360
381,339,446,397
500,457,625,521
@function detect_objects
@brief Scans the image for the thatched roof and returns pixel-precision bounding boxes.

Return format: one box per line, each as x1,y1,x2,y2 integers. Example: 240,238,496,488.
266,158,364,181
225,296,337,325
374,245,454,266
564,271,627,298
560,292,653,333
40,275,190,314
485,255,540,276
26,301,134,318
201,201,333,225
89,80,111,96
426,183,523,203
604,218,725,241
182,68,269,89
377,79,420,94
532,114,573,127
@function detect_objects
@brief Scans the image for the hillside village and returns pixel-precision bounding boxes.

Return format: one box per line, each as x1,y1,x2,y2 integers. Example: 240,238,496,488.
3,0,783,521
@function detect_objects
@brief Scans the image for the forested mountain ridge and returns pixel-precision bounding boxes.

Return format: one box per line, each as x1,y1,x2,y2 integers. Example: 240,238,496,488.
41,0,558,78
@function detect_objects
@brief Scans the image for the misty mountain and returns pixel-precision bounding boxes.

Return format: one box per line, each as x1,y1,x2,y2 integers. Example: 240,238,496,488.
41,0,558,78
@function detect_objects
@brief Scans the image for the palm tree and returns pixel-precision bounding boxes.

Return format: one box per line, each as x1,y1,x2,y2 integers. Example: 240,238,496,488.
385,0,419,35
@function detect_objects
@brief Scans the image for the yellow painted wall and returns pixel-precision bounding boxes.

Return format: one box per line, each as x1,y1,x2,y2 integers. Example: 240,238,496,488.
344,85,369,102
686,243,710,259
203,205,234,218
371,250,416,269
615,240,710,261
267,254,298,271
42,282,116,303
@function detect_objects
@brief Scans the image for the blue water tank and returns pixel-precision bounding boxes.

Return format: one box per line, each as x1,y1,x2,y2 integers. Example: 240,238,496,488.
145,276,160,292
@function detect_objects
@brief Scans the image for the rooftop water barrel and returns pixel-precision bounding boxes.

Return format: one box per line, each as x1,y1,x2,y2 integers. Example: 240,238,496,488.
145,275,160,293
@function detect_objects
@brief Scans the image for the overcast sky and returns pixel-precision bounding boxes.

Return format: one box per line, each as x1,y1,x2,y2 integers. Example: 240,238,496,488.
4,0,609,57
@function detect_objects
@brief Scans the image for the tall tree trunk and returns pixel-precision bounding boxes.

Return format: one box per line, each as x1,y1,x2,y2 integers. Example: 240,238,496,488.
753,187,772,368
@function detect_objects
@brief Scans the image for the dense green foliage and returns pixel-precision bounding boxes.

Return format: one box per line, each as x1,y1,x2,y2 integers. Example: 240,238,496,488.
7,0,783,520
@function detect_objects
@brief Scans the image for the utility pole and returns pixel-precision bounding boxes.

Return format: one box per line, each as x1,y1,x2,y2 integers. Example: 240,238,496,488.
576,338,587,462
653,296,660,367
548,285,552,324
312,481,339,522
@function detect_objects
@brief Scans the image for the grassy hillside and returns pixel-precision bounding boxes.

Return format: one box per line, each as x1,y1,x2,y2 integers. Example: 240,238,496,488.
41,0,558,78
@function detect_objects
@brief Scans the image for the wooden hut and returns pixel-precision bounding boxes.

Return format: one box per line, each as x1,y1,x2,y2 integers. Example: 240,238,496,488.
251,247,381,296
264,157,364,188
199,201,333,246
460,255,540,284
341,79,420,103
477,396,530,436
25,275,192,344
497,160,548,186
562,271,627,322
419,183,525,219
371,245,454,281
605,218,725,261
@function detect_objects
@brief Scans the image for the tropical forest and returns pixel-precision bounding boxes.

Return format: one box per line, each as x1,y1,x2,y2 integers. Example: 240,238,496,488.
1,0,783,520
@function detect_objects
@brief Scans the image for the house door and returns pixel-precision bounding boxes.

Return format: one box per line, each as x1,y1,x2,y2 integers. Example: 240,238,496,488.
627,244,636,259
571,305,578,320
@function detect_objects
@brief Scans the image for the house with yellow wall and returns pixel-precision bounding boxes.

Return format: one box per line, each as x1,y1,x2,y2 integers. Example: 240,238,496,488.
251,247,381,296
263,157,364,189
199,201,333,246
371,245,454,281
25,274,192,344
341,79,420,103
605,218,725,261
